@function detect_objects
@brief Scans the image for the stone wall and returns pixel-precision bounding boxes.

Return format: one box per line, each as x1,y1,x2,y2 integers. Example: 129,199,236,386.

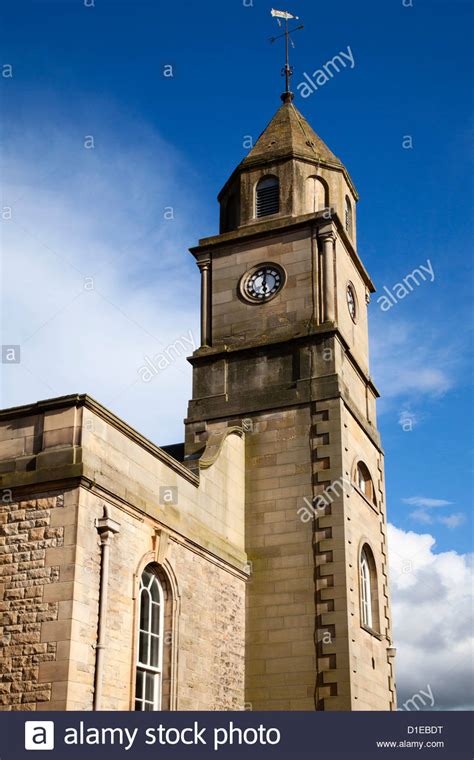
0,491,69,711
342,405,396,710
0,397,247,711
206,407,319,711
70,487,245,711
211,227,314,349
168,539,245,710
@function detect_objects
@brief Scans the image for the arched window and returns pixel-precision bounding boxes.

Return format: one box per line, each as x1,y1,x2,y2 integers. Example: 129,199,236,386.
221,191,240,232
359,545,379,631
256,175,279,218
360,548,373,628
355,461,377,506
306,176,329,213
345,196,353,236
135,566,164,711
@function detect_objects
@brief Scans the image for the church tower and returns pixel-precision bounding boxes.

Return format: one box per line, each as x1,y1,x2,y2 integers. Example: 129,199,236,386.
185,93,396,710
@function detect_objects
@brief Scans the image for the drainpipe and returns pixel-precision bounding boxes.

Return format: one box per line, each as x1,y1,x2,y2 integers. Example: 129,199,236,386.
93,505,120,710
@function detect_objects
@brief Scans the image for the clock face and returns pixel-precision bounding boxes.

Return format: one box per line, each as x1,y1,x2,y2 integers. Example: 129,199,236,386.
347,284,357,321
243,264,285,302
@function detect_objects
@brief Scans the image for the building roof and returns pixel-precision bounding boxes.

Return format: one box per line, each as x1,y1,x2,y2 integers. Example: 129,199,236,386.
240,100,342,169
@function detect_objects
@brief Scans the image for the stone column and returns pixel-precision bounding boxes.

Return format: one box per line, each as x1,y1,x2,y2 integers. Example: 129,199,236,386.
310,225,320,325
198,257,211,347
320,230,336,323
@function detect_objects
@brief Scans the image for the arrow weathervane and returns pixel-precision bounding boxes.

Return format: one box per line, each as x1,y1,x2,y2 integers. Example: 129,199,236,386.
270,8,304,102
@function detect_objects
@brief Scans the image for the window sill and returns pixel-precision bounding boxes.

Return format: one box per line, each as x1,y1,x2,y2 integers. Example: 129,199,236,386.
361,623,383,640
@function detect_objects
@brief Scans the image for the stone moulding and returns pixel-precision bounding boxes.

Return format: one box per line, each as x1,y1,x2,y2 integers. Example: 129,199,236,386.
0,393,199,486
198,426,244,470
191,210,374,294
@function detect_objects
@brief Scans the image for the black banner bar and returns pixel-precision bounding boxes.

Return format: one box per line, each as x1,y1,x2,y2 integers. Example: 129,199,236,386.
0,711,472,759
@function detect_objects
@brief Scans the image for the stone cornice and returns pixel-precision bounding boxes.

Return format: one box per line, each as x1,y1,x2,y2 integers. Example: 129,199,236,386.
186,377,383,453
0,393,199,486
190,210,375,293
188,326,380,399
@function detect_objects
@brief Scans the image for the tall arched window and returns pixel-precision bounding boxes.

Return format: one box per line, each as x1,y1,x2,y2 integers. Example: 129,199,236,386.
355,461,377,506
135,566,164,711
345,196,353,236
256,175,279,218
360,548,373,628
359,545,379,631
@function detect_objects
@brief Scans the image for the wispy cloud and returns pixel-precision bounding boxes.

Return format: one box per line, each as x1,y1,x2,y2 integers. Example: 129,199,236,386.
402,496,453,508
402,497,466,531
438,513,467,530
409,508,435,525
1,101,209,445
369,319,461,421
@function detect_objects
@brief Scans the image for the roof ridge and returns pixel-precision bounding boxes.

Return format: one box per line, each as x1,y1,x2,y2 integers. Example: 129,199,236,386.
289,103,319,157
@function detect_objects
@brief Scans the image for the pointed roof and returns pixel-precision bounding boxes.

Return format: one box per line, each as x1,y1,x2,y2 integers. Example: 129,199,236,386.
241,100,342,169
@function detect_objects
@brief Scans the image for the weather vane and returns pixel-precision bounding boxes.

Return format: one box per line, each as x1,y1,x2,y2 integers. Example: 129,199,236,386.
270,8,304,102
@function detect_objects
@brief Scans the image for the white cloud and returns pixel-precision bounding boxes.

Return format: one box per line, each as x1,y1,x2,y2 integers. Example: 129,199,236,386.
402,496,453,508
402,497,466,531
409,508,434,525
369,320,458,419
437,513,467,530
1,104,210,445
409,509,467,529
388,524,474,710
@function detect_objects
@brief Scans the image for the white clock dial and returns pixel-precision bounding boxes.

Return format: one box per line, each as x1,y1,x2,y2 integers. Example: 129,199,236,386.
245,266,283,301
347,284,357,321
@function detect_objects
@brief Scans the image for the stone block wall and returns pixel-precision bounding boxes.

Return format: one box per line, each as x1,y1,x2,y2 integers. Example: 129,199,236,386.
211,227,314,349
168,540,245,710
71,487,245,711
0,397,247,712
207,406,319,711
0,490,69,711
342,405,396,710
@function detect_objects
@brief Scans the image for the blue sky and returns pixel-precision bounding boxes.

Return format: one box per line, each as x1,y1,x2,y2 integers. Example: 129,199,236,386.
1,0,473,708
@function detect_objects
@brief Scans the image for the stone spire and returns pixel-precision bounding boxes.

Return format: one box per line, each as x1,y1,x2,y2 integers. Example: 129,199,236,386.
241,99,342,170
218,100,357,234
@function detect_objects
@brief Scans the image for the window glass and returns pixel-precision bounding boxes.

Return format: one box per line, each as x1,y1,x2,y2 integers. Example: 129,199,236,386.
135,567,164,711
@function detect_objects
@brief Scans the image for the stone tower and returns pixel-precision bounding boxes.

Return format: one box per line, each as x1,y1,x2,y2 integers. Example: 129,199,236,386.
185,97,396,710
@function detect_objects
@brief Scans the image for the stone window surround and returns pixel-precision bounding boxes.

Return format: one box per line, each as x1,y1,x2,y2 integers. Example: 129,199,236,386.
351,459,379,513
135,566,165,711
357,541,381,637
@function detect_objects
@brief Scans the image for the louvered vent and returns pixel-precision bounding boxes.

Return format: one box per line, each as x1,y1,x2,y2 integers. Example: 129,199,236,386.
256,176,279,218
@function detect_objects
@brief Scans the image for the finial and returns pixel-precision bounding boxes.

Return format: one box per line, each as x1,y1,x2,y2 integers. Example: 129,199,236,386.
270,9,304,103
